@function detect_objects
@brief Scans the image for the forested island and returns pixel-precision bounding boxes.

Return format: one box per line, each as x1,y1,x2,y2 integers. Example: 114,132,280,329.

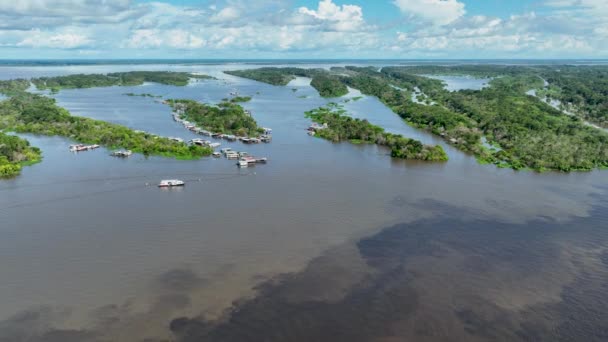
124,93,162,98
31,71,214,92
0,93,211,166
306,104,447,161
167,99,263,137
233,65,608,171
0,132,41,177
225,68,348,98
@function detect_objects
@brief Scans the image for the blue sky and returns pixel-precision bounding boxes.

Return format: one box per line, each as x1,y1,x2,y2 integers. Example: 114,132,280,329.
0,0,606,59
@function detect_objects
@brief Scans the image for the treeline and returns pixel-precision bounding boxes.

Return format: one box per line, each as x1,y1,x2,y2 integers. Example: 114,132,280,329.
31,71,214,92
168,99,263,137
306,104,448,161
224,68,348,98
0,93,211,160
380,67,608,171
0,79,30,96
0,131,41,177
310,75,348,97
380,64,608,129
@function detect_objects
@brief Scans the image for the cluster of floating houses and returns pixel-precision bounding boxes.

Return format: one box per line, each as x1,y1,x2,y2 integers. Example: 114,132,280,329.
171,106,272,146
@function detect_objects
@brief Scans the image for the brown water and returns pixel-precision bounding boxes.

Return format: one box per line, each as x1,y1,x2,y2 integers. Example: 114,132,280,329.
0,63,607,342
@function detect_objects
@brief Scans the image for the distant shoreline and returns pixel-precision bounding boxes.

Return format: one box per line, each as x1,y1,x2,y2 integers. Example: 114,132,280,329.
0,59,607,67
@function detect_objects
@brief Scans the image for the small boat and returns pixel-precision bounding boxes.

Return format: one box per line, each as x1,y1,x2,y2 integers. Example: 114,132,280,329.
260,135,272,143
212,152,221,157
237,160,248,167
169,137,184,143
263,127,272,134
220,147,232,154
255,157,268,164
209,142,221,148
189,138,207,146
238,151,248,158
112,150,132,157
211,133,223,138
158,179,185,187
223,134,237,141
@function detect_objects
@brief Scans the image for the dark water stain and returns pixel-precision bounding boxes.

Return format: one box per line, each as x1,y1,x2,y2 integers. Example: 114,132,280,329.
170,197,608,342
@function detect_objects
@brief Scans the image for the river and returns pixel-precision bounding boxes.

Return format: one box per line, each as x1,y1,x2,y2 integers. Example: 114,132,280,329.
0,62,607,342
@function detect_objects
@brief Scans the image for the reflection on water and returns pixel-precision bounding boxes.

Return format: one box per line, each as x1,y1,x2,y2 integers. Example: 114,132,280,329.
171,197,608,342
0,63,607,341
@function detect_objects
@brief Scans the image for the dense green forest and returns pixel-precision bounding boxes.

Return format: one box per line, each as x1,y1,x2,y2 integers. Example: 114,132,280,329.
306,104,447,161
224,68,348,98
351,66,608,171
233,65,608,171
0,93,211,160
0,79,30,96
0,131,41,177
31,71,214,92
310,75,349,97
168,99,263,137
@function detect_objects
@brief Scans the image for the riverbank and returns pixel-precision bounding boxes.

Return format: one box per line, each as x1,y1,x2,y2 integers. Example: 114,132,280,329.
306,104,448,162
0,93,212,162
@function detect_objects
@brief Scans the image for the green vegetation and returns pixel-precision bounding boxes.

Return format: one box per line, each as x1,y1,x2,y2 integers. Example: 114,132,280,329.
167,99,263,137
0,131,41,177
230,96,252,103
355,66,608,171
0,93,211,160
310,74,349,98
306,104,448,162
225,68,349,98
124,93,162,98
231,65,608,171
0,79,30,96
31,71,214,92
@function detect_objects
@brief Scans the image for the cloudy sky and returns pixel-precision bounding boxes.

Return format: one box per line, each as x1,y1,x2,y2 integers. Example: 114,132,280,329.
0,0,606,59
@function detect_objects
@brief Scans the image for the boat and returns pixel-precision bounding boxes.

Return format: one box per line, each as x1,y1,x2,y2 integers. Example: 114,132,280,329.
260,135,272,143
209,142,221,148
263,127,272,134
212,152,221,157
158,179,185,187
111,150,132,157
237,160,248,167
69,144,99,152
169,137,184,143
189,138,208,146
223,134,237,141
220,147,232,154
255,157,268,164
238,151,248,158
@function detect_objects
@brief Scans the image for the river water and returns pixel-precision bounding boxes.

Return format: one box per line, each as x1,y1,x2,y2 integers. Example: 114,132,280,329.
0,63,607,342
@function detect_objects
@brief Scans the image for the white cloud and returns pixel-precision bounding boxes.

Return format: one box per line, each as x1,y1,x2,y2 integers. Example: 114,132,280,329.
125,29,205,49
393,0,466,25
17,30,92,48
210,7,240,23
298,0,366,32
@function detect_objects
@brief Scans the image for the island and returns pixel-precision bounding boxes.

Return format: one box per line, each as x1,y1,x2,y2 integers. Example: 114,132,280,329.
31,71,215,92
123,93,163,98
0,93,212,164
0,132,41,177
232,65,608,171
225,68,348,98
167,99,263,137
306,104,448,161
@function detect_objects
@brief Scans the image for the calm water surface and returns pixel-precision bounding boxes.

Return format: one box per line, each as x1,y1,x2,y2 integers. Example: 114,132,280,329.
0,63,607,342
